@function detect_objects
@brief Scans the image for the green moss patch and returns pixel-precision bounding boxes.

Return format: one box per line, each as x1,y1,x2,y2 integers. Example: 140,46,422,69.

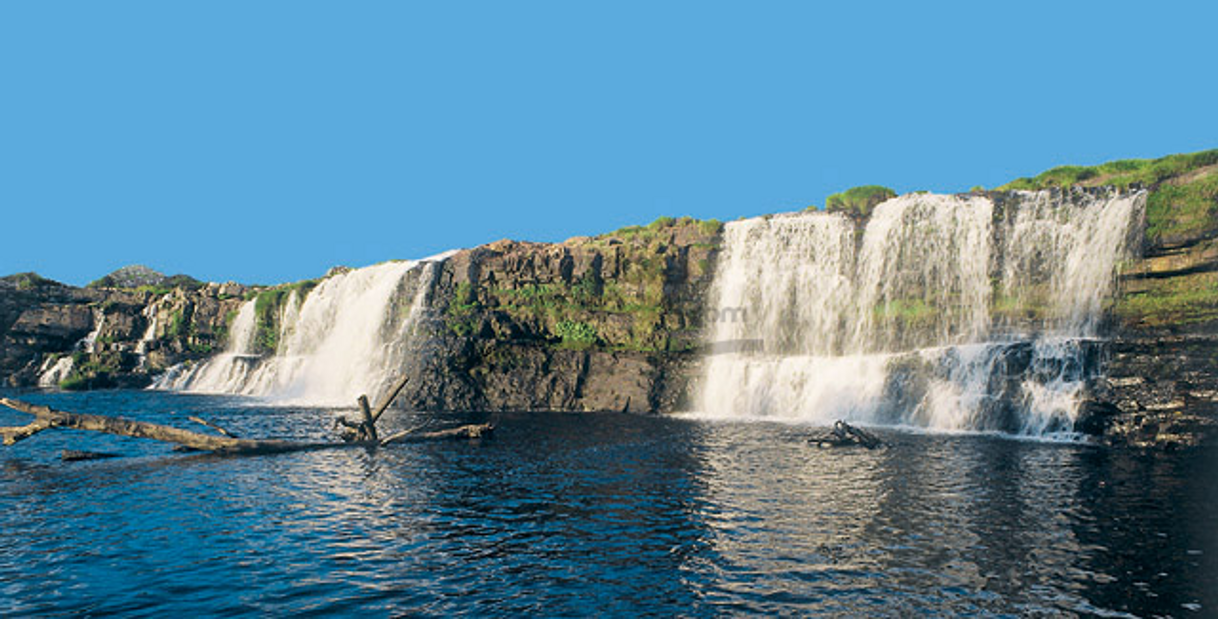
252,279,318,353
1116,271,1218,327
60,350,125,390
873,298,937,326
2,272,59,291
1145,171,1218,242
554,320,599,349
445,282,481,337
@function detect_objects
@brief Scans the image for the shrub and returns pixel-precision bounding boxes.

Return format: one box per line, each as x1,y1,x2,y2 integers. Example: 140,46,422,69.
825,185,898,217
555,320,598,348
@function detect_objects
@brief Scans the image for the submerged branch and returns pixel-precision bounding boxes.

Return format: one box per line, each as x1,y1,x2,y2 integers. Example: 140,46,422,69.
0,395,492,458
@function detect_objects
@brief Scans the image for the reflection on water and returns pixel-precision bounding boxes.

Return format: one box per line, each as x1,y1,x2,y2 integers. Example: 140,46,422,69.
0,391,1214,616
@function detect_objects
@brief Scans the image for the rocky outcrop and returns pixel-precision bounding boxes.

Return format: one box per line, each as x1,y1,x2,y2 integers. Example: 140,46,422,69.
1079,167,1218,447
0,273,252,390
1082,239,1218,447
1082,330,1218,448
392,217,721,413
1,274,99,384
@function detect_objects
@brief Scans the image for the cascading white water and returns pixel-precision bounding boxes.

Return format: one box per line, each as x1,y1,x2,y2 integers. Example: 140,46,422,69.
36,306,107,387
852,194,994,351
152,299,260,393
697,189,1144,436
156,254,453,406
38,356,75,388
134,302,160,370
80,310,105,354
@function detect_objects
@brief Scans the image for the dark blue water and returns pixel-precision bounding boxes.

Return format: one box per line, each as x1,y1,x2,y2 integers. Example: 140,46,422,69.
1,391,1215,616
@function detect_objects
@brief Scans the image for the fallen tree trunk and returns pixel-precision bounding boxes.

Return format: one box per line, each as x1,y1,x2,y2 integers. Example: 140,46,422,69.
1,394,493,457
1,397,374,454
380,422,494,445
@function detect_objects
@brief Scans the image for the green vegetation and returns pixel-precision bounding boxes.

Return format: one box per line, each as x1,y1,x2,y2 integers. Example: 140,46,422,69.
596,215,722,245
1144,173,1218,242
1000,149,1218,191
991,288,1051,323
2,272,55,291
825,185,897,218
165,309,189,340
252,279,318,353
441,214,719,352
1116,272,1218,327
873,298,936,325
445,282,481,337
87,264,204,293
998,148,1218,248
60,350,124,391
148,305,224,356
554,320,599,349
132,275,204,296
697,218,724,237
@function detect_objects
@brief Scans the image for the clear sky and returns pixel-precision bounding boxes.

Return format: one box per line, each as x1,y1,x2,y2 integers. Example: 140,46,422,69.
2,2,1215,286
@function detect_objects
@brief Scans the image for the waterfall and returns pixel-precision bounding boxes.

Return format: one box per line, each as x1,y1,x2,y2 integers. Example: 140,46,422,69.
155,253,453,406
36,306,108,387
80,309,105,354
38,356,75,388
152,299,261,394
697,189,1144,437
135,302,160,371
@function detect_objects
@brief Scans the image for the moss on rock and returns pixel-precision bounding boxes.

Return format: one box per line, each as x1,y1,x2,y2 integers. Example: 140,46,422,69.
1117,271,1218,328
252,279,318,354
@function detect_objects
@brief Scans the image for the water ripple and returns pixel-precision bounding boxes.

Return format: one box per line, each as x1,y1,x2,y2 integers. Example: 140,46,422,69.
0,391,1215,616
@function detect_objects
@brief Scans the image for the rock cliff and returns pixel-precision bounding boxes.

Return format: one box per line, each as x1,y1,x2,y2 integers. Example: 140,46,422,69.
1002,151,1218,447
0,271,252,390
1,151,1214,448
393,217,720,413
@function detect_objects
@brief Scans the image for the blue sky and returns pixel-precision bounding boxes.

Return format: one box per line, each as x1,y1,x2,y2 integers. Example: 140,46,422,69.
2,2,1215,286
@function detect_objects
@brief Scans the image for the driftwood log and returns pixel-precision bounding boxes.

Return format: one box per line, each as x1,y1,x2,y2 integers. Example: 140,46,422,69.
810,420,883,449
0,377,493,457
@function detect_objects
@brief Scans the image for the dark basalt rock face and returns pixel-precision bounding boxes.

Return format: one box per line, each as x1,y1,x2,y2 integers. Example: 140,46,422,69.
391,219,720,413
1079,328,1218,448
0,274,100,384
1079,216,1218,447
0,273,251,389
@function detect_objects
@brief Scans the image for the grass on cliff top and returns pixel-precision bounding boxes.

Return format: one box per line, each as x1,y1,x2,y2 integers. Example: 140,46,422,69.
1000,148,1218,244
999,149,1218,191
1144,171,1218,242
595,216,722,245
824,185,898,218
0,272,62,290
